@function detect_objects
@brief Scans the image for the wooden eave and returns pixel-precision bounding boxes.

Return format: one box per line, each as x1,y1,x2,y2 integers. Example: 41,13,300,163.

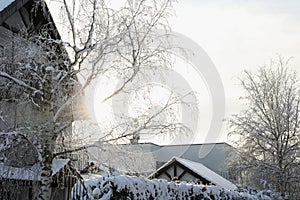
0,0,61,40
0,0,30,24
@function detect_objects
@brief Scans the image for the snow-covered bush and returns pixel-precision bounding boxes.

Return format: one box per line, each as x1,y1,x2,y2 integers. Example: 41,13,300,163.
72,173,286,200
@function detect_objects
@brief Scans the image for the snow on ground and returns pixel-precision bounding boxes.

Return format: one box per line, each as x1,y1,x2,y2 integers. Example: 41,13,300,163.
0,0,15,12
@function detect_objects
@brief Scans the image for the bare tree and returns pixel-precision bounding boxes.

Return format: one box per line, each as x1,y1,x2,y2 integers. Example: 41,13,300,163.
0,0,192,199
228,58,300,199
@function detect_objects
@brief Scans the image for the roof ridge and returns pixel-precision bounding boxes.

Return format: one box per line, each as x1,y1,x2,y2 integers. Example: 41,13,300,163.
124,142,229,147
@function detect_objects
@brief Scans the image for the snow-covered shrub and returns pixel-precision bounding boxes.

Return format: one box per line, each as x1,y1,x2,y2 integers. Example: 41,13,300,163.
72,174,286,200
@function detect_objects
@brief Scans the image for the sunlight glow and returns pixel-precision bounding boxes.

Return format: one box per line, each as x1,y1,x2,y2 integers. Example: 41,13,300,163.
89,54,213,144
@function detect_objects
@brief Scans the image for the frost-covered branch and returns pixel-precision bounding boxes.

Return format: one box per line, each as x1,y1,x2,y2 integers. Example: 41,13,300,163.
0,71,43,95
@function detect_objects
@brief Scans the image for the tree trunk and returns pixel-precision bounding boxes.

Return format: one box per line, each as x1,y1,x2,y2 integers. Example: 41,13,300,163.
39,133,55,200
40,162,52,200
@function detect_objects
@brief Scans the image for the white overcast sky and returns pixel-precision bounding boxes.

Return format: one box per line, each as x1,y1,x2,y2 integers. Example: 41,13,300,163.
168,0,300,142
47,0,300,144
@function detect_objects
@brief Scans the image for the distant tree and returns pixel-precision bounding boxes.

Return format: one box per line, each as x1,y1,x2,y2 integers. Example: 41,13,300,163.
228,58,300,199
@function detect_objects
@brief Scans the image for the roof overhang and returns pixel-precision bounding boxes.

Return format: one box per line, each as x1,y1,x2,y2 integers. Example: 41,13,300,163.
149,157,237,190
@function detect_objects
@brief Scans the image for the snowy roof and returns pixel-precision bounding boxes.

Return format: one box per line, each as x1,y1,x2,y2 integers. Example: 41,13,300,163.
0,159,70,181
0,0,15,12
0,162,39,181
149,157,237,190
52,159,70,176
